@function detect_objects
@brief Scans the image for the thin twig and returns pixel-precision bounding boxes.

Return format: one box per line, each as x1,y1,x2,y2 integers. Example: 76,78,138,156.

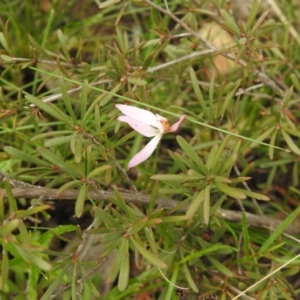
147,49,215,73
7,57,78,67
29,79,112,107
0,187,298,235
143,0,285,97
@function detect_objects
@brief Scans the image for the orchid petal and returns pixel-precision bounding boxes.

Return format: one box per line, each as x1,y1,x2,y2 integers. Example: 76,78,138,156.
128,134,162,169
116,104,164,132
168,115,186,132
118,116,159,137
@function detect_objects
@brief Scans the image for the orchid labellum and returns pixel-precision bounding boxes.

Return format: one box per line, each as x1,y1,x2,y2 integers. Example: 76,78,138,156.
116,104,186,169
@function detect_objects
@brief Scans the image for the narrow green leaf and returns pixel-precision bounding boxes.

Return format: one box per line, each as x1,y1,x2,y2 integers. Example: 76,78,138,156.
242,213,250,256
27,34,49,57
0,194,3,222
208,257,233,277
108,237,126,283
40,266,70,300
93,207,123,229
75,225,83,240
60,77,76,121
31,130,73,141
142,52,155,70
176,136,207,174
84,276,101,298
70,131,79,155
0,54,12,62
230,177,251,184
215,181,246,200
238,189,270,201
99,0,120,9
167,150,187,172
283,113,297,131
209,74,215,115
186,190,204,220
282,86,294,109
4,146,50,167
101,237,122,258
118,238,129,291
81,80,88,120
159,187,193,194
18,221,30,245
281,128,300,155
246,0,261,32
151,174,203,182
44,135,72,147
213,134,232,167
25,94,71,124
160,216,188,223
4,180,17,213
165,264,179,300
16,205,50,218
291,73,300,93
282,126,300,138
221,80,241,116
0,219,19,235
220,9,241,36
56,180,82,196
259,206,300,253
127,77,147,86
252,42,280,50
205,144,218,171
214,174,233,184
71,263,77,300
57,29,70,60
14,244,52,271
37,147,80,177
174,152,200,172
179,244,236,264
218,154,237,175
74,134,83,163
190,67,209,117
99,82,123,107
0,32,11,54
203,184,210,225
250,126,275,147
115,2,127,26
250,9,270,36
182,262,199,293
101,230,124,243
127,218,149,235
130,237,167,268
87,165,112,179
112,186,133,220
75,184,88,218
0,248,9,289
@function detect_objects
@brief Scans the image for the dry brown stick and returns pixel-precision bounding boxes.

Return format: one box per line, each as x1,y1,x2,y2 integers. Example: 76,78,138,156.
0,187,298,235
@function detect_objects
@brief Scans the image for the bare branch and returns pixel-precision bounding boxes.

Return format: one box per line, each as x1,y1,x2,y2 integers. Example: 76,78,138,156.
143,0,285,96
0,187,298,235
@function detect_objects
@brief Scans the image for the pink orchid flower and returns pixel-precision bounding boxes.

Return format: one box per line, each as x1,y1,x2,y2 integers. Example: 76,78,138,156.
116,104,186,169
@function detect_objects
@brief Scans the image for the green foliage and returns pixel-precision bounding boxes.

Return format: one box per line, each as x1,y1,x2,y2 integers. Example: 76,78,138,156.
0,0,300,299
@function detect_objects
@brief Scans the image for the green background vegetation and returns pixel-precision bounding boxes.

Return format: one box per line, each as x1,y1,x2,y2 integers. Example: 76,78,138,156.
0,0,300,299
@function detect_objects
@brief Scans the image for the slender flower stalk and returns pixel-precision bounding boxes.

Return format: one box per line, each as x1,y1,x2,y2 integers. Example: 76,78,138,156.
116,104,186,169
